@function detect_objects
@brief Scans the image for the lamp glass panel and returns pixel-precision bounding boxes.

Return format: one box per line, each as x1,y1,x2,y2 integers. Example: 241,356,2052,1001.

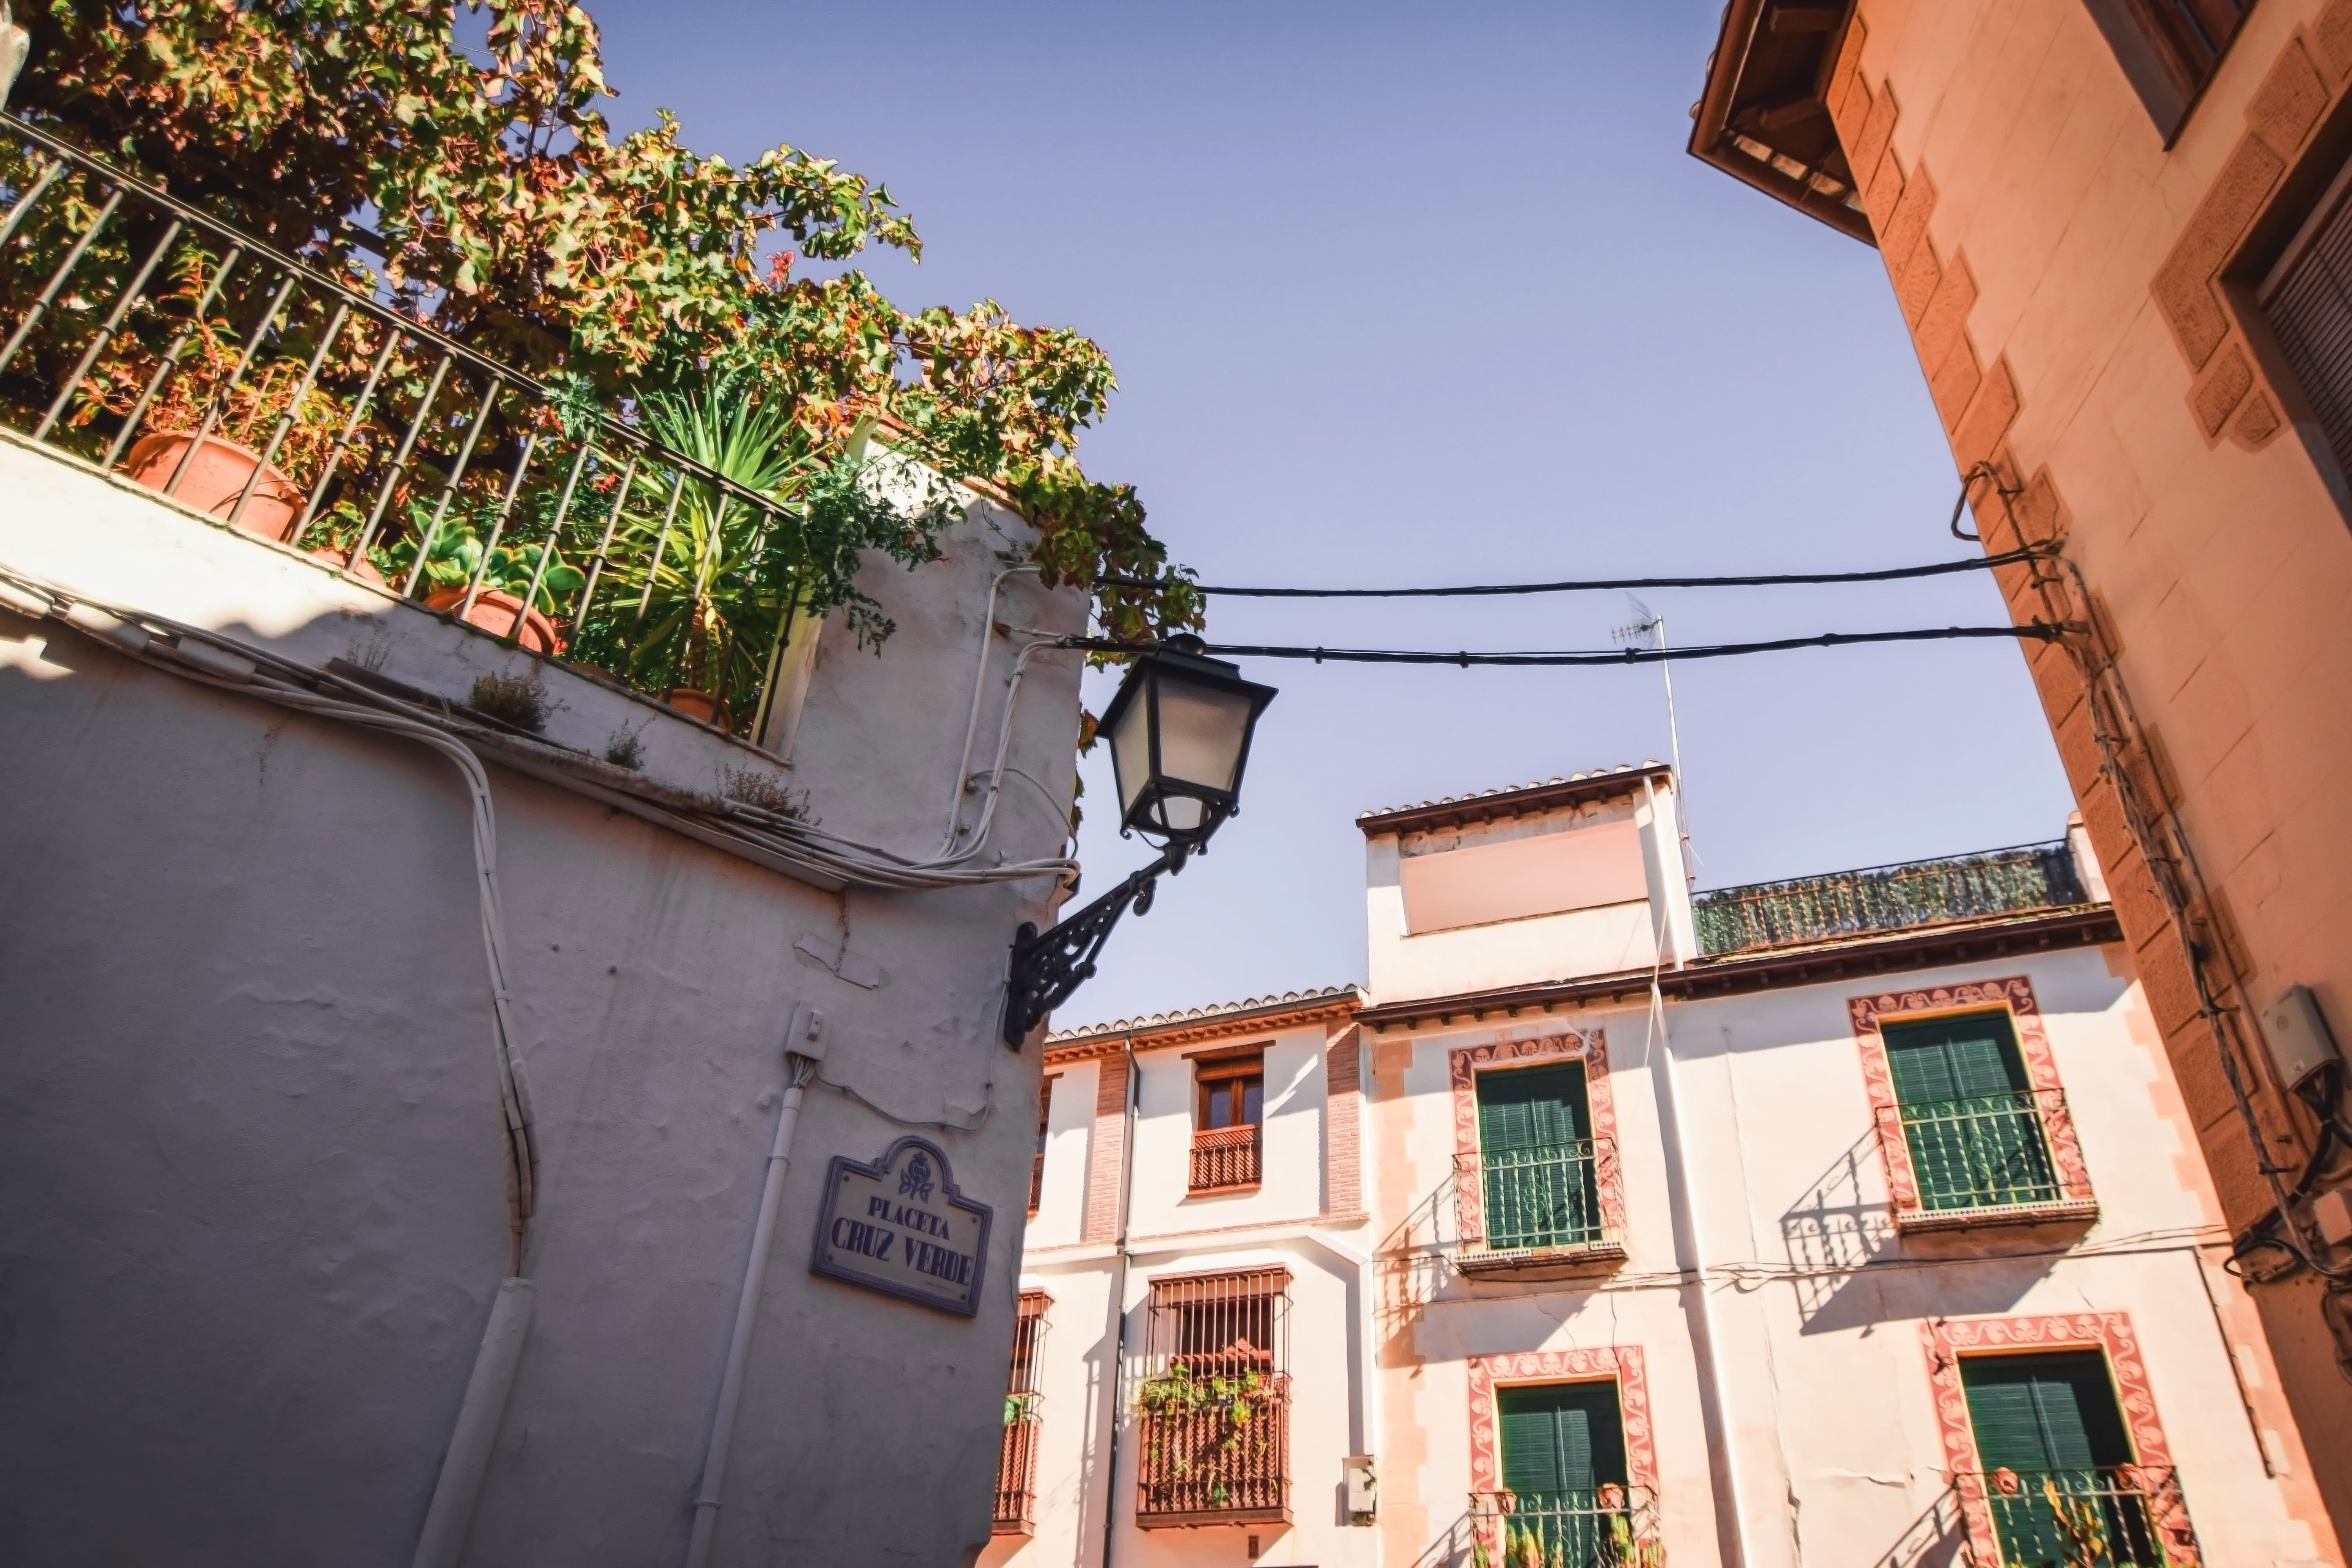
1158,795,1206,833
1153,680,1256,791
1108,679,1155,820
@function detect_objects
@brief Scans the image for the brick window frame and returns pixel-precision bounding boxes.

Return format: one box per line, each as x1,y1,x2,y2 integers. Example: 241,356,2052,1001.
1847,976,2097,1230
1466,1345,1659,1541
1449,1030,1626,1248
1922,1312,2197,1566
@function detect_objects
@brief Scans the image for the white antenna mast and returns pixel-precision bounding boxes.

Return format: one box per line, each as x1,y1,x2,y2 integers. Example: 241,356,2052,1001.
1613,595,1694,880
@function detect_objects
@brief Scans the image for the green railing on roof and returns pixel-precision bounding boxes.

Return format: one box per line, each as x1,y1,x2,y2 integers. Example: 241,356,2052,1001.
1692,841,2090,957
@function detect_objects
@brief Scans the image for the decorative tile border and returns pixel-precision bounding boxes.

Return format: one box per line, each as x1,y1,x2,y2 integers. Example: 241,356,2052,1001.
1448,1031,1624,1247
1922,1312,2195,1566
1847,976,2095,1227
1467,1345,1659,1499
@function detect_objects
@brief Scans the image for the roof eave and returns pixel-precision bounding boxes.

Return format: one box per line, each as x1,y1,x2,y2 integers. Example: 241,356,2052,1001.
1687,0,1877,247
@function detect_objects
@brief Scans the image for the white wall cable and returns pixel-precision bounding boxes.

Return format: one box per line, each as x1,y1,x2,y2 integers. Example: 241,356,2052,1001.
0,562,1078,894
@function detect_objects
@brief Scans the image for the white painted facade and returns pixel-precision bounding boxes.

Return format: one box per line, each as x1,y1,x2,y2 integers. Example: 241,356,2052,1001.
0,429,1087,1566
997,767,2341,1568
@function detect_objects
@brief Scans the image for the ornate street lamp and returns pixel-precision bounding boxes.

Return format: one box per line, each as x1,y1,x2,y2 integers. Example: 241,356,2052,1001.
1001,637,1276,1046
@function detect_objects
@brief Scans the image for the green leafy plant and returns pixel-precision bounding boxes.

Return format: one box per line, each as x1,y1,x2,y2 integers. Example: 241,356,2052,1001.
19,0,1204,638
568,372,953,712
466,670,554,733
362,496,586,612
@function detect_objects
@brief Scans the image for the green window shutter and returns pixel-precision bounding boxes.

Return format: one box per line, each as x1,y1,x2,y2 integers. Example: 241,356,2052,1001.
1961,1352,2149,1567
1477,1063,1592,1150
1475,1064,1602,1247
1882,1012,2056,1210
1881,1011,2031,1107
1496,1381,1628,1495
1960,1352,2133,1471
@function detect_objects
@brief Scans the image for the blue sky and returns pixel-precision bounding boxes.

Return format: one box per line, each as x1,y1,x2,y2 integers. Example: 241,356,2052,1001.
587,0,2074,1026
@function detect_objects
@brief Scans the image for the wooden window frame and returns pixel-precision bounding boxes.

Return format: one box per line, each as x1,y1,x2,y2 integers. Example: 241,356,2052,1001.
1187,1047,1266,1195
1466,1347,1659,1563
1447,1031,1628,1256
1848,978,2096,1232
1922,1313,2195,1567
2079,0,2255,143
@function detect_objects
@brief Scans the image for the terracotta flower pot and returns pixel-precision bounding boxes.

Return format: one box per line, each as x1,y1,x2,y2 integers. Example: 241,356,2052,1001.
664,687,729,728
307,547,390,589
422,587,563,655
123,431,303,543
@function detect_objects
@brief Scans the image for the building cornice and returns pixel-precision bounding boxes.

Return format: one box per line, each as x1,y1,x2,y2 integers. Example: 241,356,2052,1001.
1355,763,1671,839
1355,905,2123,1030
1043,987,1361,1064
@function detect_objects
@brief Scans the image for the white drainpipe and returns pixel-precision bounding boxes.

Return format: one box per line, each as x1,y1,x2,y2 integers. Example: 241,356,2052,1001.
684,1005,827,1568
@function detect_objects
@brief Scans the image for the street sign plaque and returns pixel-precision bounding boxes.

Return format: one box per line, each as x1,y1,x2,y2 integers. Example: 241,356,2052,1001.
809,1135,992,1316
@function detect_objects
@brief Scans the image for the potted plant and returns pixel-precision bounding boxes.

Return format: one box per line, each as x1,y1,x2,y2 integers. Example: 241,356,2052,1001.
82,251,345,543
376,498,584,655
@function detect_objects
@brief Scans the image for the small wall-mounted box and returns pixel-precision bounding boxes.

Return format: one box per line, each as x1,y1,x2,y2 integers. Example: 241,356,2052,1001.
1344,1454,1377,1523
2259,985,2340,1089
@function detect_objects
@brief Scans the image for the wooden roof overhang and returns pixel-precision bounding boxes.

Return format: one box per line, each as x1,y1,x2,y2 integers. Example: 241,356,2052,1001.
1355,906,2122,1031
1689,0,1875,245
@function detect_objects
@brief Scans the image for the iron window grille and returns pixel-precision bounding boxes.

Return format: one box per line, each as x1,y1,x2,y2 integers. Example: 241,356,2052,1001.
993,1292,1050,1535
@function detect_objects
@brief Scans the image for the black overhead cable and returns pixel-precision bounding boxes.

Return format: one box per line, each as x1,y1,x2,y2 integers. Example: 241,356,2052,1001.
1074,622,2065,668
1105,545,2045,599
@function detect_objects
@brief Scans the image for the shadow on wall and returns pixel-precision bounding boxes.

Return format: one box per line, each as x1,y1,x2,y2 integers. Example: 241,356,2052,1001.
1781,1129,2058,1336
1374,1169,1457,1361
1872,1486,1968,1568
1781,1127,1901,1331
1410,1509,1476,1568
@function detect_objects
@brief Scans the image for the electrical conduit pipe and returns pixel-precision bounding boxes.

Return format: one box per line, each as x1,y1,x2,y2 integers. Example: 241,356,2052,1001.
685,1005,827,1568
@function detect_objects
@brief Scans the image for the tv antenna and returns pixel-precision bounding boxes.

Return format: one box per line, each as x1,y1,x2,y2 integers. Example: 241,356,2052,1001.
1613,596,1695,879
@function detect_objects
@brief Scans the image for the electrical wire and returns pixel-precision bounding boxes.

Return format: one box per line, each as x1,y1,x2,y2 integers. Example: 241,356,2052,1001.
1107,544,2047,599
0,561,1080,897
1067,622,2062,668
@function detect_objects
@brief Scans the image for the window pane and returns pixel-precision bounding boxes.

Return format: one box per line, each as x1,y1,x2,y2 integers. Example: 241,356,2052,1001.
1241,1077,1263,1126
1205,1088,1232,1130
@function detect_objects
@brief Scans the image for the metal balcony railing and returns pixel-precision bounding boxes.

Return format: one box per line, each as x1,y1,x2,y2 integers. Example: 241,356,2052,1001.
1956,1466,2198,1567
1134,1372,1290,1526
0,114,824,741
1189,1124,1262,1192
1693,842,2091,956
1455,1139,1617,1258
1470,1485,1663,1568
1875,1089,2083,1218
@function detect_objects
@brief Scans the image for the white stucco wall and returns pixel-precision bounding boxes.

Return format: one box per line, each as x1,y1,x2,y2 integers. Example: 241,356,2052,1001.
1365,777,1691,1005
0,434,1088,1566
1369,942,2323,1568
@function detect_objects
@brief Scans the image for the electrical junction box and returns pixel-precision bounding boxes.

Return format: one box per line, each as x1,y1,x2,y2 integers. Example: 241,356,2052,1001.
2259,985,2339,1089
1344,1455,1377,1523
2315,1188,2352,1249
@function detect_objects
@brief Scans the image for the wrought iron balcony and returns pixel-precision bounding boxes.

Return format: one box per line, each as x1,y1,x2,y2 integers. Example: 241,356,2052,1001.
1453,1139,1625,1275
1134,1371,1290,1528
1875,1088,2097,1230
1692,841,2091,957
1188,1123,1263,1193
1470,1485,1662,1568
0,114,818,741
1955,1466,2198,1568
